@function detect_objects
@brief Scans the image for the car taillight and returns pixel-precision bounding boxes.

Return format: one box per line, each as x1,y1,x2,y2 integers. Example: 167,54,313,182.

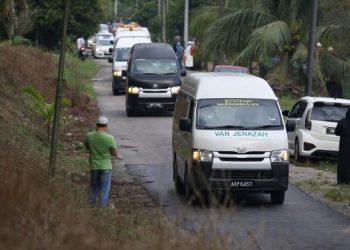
305,109,312,130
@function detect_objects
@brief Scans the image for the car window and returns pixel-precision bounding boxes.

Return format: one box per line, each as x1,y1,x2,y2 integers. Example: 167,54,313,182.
312,104,349,122
289,101,305,118
130,59,178,75
196,98,283,130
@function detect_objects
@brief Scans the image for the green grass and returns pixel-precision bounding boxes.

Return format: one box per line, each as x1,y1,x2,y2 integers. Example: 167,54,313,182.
292,159,337,172
278,94,297,111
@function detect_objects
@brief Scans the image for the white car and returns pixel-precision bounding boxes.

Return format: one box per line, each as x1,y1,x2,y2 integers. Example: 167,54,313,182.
93,38,114,59
285,96,350,161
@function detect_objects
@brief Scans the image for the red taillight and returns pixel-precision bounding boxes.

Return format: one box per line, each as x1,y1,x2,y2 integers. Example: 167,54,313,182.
305,109,312,130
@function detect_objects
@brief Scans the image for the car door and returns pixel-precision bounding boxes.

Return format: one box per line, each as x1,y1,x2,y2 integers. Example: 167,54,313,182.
286,100,308,152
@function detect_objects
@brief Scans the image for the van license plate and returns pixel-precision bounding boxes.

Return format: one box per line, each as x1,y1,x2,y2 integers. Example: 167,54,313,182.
231,181,253,188
147,103,163,108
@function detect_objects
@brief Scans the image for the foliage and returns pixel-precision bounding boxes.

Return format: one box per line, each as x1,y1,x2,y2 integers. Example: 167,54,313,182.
10,35,32,46
21,86,71,143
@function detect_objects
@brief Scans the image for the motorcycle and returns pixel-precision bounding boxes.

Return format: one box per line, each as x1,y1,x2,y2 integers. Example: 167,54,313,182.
78,47,86,61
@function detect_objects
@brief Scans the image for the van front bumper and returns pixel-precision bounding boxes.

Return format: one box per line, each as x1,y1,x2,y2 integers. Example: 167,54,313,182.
191,162,289,192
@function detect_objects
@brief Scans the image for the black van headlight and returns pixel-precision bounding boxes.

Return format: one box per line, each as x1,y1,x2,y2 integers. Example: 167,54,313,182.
128,86,140,94
270,150,288,163
193,149,213,162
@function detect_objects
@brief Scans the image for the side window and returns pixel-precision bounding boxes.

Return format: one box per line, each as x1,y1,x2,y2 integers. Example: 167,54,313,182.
297,101,307,118
289,102,302,118
174,92,187,121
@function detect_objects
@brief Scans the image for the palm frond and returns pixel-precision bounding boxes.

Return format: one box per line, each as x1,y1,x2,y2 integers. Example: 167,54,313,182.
204,9,277,54
290,43,308,64
320,52,350,82
233,46,254,67
246,21,291,65
21,86,44,103
316,25,340,47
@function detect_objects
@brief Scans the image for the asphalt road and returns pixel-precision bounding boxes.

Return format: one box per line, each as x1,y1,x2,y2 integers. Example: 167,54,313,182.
92,58,350,250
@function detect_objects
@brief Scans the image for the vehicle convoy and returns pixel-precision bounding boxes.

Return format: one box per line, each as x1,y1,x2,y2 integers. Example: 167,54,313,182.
124,43,186,116
284,96,350,161
172,73,289,204
109,36,151,95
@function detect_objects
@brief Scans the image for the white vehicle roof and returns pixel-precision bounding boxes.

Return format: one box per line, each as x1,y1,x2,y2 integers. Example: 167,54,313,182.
299,96,350,105
116,36,151,48
182,72,278,100
115,28,150,40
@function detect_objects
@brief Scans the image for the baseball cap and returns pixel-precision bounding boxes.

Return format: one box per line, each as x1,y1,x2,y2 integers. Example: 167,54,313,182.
96,116,108,125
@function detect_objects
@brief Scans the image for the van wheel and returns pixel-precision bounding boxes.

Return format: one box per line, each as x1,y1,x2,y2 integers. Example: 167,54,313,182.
185,168,194,203
112,87,118,95
271,191,285,205
294,139,305,162
126,101,136,116
173,157,184,194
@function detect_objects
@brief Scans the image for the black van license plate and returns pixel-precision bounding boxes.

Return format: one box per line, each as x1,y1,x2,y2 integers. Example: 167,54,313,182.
147,103,163,108
231,181,254,188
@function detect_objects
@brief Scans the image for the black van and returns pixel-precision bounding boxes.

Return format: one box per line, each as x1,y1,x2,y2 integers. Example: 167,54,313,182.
124,43,186,116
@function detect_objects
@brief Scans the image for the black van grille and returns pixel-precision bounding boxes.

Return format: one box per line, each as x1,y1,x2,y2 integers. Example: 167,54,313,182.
210,170,272,179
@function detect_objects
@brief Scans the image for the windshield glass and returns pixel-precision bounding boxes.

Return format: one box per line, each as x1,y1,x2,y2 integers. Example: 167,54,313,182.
130,59,178,75
115,47,131,61
97,40,113,46
197,99,283,130
312,104,349,122
214,67,248,73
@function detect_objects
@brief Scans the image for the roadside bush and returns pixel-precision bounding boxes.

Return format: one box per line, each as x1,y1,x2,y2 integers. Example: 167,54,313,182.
11,35,32,47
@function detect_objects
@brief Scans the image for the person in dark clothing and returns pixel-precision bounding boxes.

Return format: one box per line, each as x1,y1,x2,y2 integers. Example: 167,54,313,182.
334,107,350,184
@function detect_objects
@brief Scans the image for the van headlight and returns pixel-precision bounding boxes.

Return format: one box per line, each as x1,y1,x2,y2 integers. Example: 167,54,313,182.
171,86,180,94
270,150,288,163
128,86,140,94
113,70,122,77
193,149,213,162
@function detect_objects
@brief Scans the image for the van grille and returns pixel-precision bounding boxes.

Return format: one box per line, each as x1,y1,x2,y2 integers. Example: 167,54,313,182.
210,170,272,179
218,151,266,155
219,158,264,162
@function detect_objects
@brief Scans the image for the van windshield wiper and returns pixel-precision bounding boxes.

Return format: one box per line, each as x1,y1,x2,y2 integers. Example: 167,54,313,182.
201,125,244,129
242,125,282,130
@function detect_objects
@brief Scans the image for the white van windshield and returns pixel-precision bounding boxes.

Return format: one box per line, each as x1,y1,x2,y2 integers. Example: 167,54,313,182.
197,99,283,130
115,47,131,61
131,59,178,75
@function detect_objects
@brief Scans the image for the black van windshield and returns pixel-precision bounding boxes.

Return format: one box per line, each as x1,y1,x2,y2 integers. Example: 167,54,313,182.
130,59,178,75
197,99,283,130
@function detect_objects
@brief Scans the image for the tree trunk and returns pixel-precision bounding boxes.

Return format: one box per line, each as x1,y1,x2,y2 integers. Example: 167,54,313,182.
3,0,16,40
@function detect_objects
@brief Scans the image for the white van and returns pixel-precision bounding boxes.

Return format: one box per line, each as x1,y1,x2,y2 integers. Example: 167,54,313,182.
172,72,289,204
110,36,151,95
115,27,150,42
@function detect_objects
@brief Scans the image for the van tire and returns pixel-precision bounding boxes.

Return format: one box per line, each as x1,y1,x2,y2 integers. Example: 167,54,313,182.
126,101,136,116
271,191,285,205
173,158,184,194
185,167,194,203
294,139,305,162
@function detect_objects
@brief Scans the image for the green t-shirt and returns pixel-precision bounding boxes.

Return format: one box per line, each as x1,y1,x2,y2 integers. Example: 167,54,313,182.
85,131,117,170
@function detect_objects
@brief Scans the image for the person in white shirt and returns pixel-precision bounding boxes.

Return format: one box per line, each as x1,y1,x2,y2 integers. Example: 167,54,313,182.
76,36,85,54
184,41,194,70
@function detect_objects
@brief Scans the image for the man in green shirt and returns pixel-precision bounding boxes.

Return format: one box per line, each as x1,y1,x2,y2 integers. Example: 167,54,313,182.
85,116,117,207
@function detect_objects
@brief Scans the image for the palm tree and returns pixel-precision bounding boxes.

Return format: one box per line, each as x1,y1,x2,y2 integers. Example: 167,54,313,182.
203,0,343,88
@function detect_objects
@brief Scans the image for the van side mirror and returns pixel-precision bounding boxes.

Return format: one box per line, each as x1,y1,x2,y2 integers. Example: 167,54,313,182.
282,110,289,116
110,40,114,45
181,69,187,77
122,70,128,77
179,118,192,132
109,48,113,53
286,120,296,132
108,57,113,63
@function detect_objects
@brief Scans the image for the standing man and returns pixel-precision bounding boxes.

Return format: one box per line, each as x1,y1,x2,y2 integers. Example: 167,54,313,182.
85,116,117,207
184,41,194,70
335,107,350,184
173,36,184,69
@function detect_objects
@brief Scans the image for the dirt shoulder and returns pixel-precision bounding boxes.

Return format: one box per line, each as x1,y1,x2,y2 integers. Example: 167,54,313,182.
289,163,350,218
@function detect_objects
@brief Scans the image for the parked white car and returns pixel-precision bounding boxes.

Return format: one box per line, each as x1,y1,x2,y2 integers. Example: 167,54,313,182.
284,96,350,161
92,38,114,59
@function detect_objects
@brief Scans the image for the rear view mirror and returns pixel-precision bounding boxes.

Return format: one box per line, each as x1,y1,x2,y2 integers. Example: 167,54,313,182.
181,69,187,77
179,118,192,132
282,110,289,116
286,120,296,132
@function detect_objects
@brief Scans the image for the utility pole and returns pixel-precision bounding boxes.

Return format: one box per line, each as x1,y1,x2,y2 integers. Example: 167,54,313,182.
114,0,118,20
184,0,189,45
306,0,318,96
48,0,70,179
161,0,166,42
